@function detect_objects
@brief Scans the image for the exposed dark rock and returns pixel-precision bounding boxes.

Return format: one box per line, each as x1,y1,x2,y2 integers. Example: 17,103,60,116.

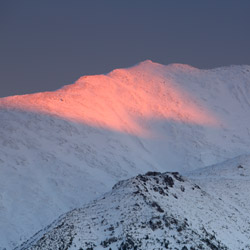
145,171,161,176
163,175,174,188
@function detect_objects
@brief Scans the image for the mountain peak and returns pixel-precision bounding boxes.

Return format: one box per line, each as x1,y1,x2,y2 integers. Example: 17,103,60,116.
0,60,221,137
130,60,198,72
138,59,155,65
18,171,247,249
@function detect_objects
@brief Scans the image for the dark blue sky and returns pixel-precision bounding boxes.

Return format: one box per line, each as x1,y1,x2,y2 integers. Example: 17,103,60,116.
1,0,250,97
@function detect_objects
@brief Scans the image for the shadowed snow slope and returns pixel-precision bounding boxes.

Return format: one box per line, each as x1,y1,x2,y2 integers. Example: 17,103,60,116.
187,154,250,224
17,172,250,249
1,60,250,248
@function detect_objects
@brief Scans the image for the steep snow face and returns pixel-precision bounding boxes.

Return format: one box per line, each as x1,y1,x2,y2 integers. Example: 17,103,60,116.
1,61,250,248
17,172,250,249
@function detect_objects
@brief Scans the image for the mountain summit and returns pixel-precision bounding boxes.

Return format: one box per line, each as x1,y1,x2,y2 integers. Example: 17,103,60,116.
17,169,250,249
1,61,250,249
0,60,218,136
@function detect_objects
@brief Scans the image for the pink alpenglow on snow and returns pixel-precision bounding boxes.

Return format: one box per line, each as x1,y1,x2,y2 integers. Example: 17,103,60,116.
0,61,219,137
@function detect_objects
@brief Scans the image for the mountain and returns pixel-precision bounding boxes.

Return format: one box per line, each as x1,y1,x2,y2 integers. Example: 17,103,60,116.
16,171,250,249
1,60,250,249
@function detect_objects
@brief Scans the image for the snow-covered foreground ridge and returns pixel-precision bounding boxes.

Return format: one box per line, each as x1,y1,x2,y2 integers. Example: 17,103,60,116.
17,168,250,249
1,60,250,248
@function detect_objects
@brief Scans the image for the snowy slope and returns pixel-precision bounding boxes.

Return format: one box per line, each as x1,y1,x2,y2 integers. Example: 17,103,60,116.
16,172,250,249
1,60,250,248
187,154,250,225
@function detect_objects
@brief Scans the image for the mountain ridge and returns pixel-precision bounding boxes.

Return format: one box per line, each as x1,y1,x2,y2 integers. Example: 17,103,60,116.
16,169,250,249
1,61,250,249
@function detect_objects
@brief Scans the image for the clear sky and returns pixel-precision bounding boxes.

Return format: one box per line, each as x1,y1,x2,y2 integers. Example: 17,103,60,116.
0,0,250,97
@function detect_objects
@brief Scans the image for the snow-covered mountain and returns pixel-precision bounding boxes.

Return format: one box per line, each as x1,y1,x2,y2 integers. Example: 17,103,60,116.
1,60,250,249
16,170,250,249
